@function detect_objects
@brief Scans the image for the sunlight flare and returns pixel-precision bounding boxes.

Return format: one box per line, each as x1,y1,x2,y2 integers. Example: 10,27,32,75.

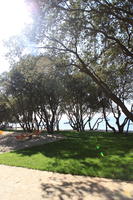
0,0,33,39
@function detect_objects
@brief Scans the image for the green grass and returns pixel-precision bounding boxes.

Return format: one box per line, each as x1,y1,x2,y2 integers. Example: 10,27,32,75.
0,132,133,181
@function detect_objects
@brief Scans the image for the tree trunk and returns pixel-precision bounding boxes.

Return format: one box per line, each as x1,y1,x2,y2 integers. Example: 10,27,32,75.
118,126,124,134
79,64,133,122
102,106,116,133
46,123,54,133
56,122,59,131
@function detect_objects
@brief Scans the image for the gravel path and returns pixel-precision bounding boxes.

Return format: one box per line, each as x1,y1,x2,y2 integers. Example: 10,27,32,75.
0,165,133,200
0,132,65,153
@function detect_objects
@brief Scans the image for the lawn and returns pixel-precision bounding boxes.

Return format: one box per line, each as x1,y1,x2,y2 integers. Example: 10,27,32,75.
0,132,133,181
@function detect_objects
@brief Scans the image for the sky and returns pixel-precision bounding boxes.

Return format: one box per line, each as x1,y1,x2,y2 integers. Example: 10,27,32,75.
0,0,33,74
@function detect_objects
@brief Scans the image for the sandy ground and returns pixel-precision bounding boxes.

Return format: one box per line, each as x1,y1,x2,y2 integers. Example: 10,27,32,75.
0,165,133,200
0,132,65,153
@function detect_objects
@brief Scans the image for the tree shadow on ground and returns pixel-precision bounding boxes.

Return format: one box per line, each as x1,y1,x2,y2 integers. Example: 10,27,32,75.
40,178,133,200
11,139,100,159
11,136,133,159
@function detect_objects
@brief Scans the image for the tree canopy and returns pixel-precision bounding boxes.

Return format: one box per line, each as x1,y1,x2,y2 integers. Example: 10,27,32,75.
25,0,133,121
1,0,133,132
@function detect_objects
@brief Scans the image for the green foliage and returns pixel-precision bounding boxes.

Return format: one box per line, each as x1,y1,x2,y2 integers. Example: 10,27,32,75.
1,0,133,129
0,55,64,132
25,0,133,121
0,101,11,126
63,72,101,131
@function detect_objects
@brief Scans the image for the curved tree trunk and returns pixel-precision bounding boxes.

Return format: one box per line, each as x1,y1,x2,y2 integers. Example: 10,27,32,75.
79,65,133,122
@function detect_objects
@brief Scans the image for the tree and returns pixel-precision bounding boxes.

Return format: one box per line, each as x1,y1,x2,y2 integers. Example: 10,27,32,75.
0,55,64,133
3,62,40,132
27,0,133,121
0,96,12,128
102,99,128,134
63,72,100,131
97,59,132,133
35,74,63,133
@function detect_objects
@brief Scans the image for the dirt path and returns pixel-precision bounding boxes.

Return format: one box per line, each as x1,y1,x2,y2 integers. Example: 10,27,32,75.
0,165,133,200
